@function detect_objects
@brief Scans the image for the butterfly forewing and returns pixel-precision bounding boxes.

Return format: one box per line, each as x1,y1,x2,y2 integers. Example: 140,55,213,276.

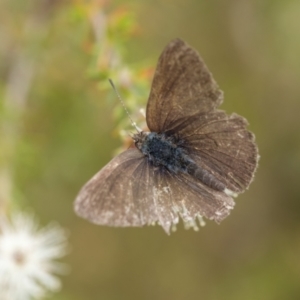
146,38,223,133
75,149,147,227
75,149,183,232
130,157,158,226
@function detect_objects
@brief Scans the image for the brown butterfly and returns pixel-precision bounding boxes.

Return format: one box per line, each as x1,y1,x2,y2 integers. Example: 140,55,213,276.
74,39,259,234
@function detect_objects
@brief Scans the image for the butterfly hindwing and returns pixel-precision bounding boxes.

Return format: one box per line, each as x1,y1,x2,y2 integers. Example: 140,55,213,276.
187,112,258,193
165,110,258,193
151,169,235,233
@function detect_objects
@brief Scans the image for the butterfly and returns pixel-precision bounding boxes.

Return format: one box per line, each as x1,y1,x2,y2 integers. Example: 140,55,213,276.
74,38,259,234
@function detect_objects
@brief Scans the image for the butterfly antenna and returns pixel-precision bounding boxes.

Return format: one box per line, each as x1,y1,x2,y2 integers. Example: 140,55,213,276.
108,79,141,133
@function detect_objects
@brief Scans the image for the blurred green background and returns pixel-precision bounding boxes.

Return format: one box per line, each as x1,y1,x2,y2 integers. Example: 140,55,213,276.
1,0,300,299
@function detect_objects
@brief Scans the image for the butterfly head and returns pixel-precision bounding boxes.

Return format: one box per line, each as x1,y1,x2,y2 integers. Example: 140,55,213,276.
132,131,149,151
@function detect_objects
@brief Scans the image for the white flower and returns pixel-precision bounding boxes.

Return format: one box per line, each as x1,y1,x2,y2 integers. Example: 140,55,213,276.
0,213,68,300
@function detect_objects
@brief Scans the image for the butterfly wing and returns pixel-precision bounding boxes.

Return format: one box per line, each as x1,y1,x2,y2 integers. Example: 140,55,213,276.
75,149,158,227
149,169,235,233
75,147,220,234
164,110,258,193
186,111,258,193
146,38,223,133
146,38,258,196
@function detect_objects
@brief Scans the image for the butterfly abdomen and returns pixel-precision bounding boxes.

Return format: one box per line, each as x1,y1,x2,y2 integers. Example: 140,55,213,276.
136,132,226,192
186,163,226,192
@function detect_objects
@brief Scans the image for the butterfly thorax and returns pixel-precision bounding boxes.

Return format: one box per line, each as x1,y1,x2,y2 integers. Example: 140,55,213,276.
134,131,226,192
134,132,191,173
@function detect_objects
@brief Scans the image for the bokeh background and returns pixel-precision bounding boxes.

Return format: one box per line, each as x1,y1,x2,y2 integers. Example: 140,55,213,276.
1,0,300,299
